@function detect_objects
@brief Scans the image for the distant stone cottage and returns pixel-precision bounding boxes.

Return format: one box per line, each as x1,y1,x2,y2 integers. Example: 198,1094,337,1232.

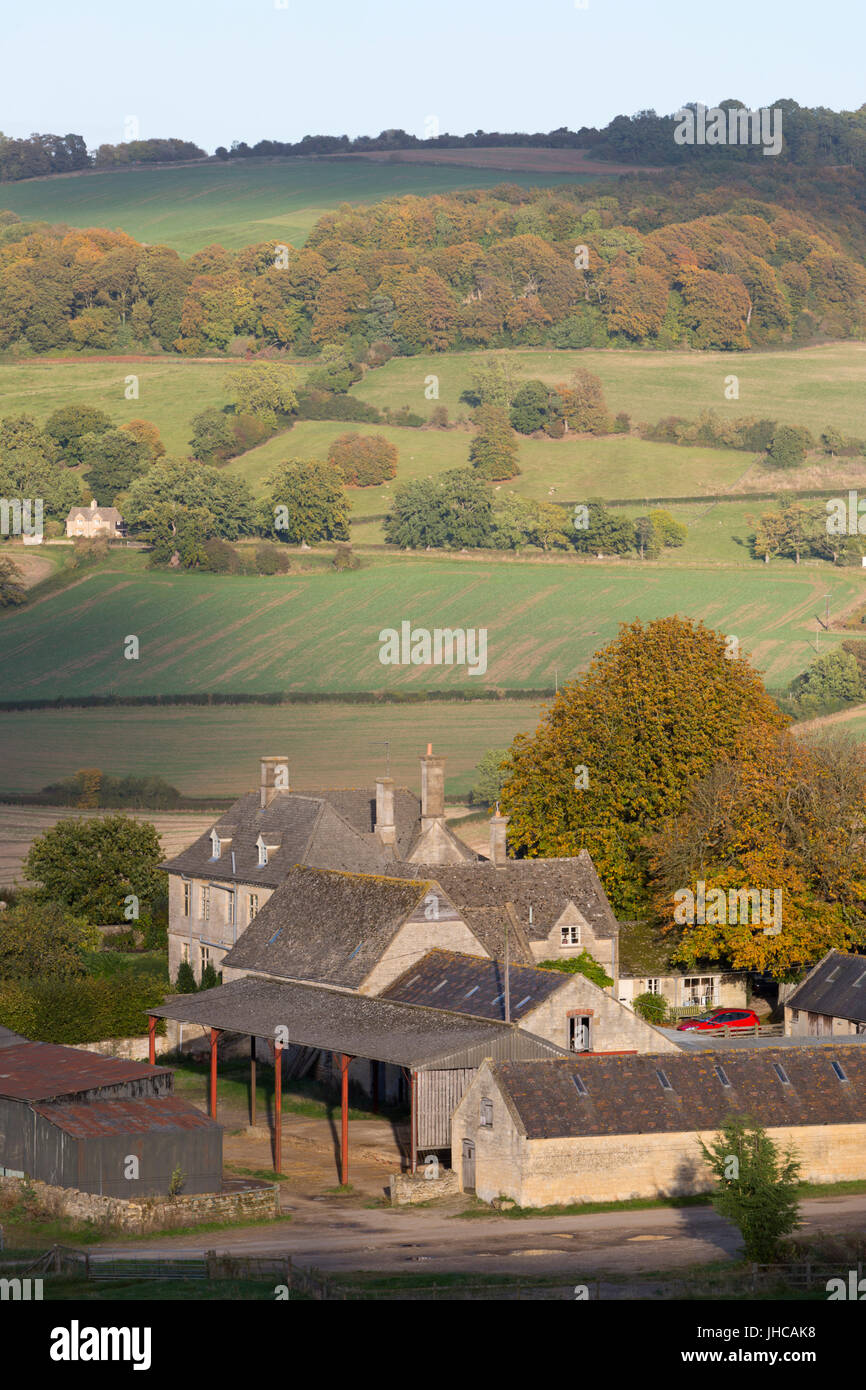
66,498,124,539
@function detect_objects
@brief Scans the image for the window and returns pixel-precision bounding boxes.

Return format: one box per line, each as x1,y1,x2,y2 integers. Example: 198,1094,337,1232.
569,1016,591,1052
210,831,221,860
180,941,189,963
258,841,268,867
773,1063,791,1085
464,985,479,999
827,967,841,982
714,1066,732,1088
683,976,714,1006
560,925,580,947
200,885,210,920
227,894,235,927
183,882,190,917
200,944,211,971
646,978,661,995
831,1061,849,1082
656,1069,674,1092
480,1098,493,1128
573,1075,588,1096
248,893,259,923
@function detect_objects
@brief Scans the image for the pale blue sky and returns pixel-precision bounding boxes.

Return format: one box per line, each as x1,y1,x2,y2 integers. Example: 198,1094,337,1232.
5,0,864,151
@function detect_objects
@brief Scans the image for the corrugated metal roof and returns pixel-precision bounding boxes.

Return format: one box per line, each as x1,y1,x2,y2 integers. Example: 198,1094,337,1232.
0,1043,170,1101
149,977,568,1070
787,950,866,1024
32,1096,219,1139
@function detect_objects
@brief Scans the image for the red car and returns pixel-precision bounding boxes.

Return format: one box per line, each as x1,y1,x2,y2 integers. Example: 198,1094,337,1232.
676,1008,760,1033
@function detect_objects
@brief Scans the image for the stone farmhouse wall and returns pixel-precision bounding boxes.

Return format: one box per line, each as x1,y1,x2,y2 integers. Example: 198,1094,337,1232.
0,1174,277,1233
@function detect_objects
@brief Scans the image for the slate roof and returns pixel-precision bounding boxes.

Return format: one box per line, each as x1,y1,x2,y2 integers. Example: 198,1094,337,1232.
381,949,568,1021
786,950,866,1025
149,976,570,1069
220,865,435,988
0,1043,170,1102
0,1026,26,1050
390,851,618,953
618,920,682,976
161,787,471,887
32,1096,219,1139
491,1045,866,1139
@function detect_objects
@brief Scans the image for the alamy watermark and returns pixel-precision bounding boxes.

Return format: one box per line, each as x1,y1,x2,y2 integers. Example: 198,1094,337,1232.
674,104,783,158
0,497,43,541
378,622,487,677
674,881,782,935
827,492,866,535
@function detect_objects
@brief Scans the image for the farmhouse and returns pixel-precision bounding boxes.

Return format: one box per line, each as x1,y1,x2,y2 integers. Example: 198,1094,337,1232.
65,498,124,539
162,750,479,982
785,950,866,1038
616,918,749,1013
0,1039,221,1196
452,1046,866,1206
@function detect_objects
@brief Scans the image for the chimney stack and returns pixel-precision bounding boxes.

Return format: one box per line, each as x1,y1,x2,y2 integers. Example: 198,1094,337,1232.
375,776,396,846
260,756,290,809
420,744,446,831
489,804,510,866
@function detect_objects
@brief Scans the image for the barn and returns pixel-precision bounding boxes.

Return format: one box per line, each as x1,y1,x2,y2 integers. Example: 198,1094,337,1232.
0,1040,222,1196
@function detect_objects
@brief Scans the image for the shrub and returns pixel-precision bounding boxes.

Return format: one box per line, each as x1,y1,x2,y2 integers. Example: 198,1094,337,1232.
253,543,292,575
429,404,449,428
200,962,220,991
175,960,197,994
201,537,243,573
633,991,668,1024
327,432,398,487
537,951,613,989
332,543,360,570
0,974,165,1043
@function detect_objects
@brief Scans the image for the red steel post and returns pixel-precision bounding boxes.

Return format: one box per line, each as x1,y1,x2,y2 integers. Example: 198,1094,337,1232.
274,1041,283,1174
148,1015,156,1065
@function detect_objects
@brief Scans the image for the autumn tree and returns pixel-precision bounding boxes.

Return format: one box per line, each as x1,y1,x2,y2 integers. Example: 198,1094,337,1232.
327,432,398,486
500,618,788,913
650,727,866,977
554,368,612,435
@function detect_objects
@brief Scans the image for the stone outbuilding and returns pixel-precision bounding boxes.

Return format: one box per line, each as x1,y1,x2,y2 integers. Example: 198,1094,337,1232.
452,1045,866,1207
785,950,866,1038
380,949,678,1055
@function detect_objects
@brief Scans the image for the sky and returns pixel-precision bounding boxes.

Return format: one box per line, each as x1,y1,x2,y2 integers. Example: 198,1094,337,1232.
5,0,865,152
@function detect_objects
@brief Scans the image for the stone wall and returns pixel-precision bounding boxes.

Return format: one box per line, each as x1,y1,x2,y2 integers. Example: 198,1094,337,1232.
390,1169,460,1205
0,1174,277,1233
521,976,678,1055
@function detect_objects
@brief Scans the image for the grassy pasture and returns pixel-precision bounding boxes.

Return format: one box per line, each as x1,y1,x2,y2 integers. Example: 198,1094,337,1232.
0,700,546,800
227,419,753,515
0,159,596,258
0,551,858,702
353,343,866,440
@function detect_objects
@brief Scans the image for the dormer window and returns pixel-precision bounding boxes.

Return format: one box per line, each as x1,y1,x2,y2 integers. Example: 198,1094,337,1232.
210,831,221,860
257,836,268,867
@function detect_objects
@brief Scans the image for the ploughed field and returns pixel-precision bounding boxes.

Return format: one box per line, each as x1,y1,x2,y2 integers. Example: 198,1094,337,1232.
0,553,857,702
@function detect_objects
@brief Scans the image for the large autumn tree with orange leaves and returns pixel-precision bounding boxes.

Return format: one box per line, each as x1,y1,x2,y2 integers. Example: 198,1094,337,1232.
499,617,787,914
651,726,866,978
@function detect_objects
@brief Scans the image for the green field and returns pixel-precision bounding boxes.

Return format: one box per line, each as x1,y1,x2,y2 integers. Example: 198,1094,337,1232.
0,160,596,257
0,699,544,799
0,551,859,702
351,342,866,440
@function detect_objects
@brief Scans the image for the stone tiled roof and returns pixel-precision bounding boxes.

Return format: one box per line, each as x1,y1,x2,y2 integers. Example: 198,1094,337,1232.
67,506,123,522
389,851,619,947
618,921,683,976
220,865,436,988
149,976,570,1069
381,949,568,1021
786,950,866,1024
492,1045,866,1139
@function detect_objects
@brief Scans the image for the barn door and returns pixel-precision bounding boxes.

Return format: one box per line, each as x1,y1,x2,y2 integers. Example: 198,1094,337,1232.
462,1139,476,1193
